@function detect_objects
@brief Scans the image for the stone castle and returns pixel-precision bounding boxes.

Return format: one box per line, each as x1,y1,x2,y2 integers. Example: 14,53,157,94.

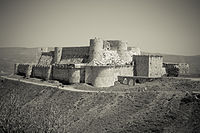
14,38,189,87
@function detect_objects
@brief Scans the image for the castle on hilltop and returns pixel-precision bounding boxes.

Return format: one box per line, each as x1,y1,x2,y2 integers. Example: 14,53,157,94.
14,38,189,87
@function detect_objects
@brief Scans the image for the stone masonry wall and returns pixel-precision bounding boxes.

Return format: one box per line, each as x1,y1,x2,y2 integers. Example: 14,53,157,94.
37,52,54,65
15,63,34,78
178,63,189,74
52,64,85,84
60,47,89,64
149,56,163,77
62,47,89,57
85,66,115,87
32,65,52,80
133,55,163,77
114,65,133,81
133,55,149,76
163,63,189,76
85,65,133,87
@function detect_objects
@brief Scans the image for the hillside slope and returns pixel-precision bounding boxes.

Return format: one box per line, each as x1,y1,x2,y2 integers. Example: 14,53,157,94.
0,78,200,132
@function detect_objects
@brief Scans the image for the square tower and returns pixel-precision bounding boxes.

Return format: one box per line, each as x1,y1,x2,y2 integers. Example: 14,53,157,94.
133,55,163,77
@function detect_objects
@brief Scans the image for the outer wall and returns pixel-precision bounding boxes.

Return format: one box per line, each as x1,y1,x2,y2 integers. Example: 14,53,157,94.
85,66,115,87
85,65,133,87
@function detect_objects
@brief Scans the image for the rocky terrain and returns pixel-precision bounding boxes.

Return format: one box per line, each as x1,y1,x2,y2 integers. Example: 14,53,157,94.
0,77,200,132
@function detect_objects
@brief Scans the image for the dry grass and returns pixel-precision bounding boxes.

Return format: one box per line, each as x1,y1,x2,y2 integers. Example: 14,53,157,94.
0,77,200,132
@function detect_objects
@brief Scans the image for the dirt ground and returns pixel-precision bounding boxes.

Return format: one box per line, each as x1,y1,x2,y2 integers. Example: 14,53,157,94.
0,76,200,133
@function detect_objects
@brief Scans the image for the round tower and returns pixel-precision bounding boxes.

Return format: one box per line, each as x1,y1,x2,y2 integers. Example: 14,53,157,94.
89,37,104,62
117,41,129,62
54,47,62,63
117,40,127,51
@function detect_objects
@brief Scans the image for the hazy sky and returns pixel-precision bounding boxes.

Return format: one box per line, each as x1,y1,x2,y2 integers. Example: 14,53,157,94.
0,0,200,55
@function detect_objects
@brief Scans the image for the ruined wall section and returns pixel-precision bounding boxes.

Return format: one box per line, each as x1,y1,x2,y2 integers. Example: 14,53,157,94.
178,63,189,74
60,47,89,64
106,40,127,51
163,63,189,76
14,63,34,78
106,40,131,63
127,47,141,56
32,65,52,80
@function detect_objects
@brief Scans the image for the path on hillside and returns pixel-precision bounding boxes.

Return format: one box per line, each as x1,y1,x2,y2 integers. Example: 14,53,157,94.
1,76,131,93
172,77,200,81
2,76,197,94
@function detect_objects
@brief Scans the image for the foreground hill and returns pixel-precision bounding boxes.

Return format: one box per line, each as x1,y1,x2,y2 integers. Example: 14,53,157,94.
0,77,200,132
0,48,200,75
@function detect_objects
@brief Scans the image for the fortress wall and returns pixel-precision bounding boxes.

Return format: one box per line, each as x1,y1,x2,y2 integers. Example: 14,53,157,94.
133,55,149,76
178,63,189,74
85,66,115,87
61,47,89,63
15,63,34,78
68,68,84,83
133,55,164,77
61,47,89,58
37,51,54,65
149,56,163,77
114,65,133,81
32,65,52,80
163,63,189,76
85,65,133,87
52,64,85,84
52,64,69,82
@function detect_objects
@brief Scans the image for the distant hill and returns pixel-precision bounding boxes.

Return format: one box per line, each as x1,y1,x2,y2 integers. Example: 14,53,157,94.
162,54,200,74
0,47,38,75
0,47,199,75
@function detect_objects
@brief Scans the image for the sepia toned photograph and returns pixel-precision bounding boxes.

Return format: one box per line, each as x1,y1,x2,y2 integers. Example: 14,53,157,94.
0,0,200,132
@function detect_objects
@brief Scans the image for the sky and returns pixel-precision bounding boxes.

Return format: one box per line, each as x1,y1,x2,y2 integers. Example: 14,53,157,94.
0,0,200,56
